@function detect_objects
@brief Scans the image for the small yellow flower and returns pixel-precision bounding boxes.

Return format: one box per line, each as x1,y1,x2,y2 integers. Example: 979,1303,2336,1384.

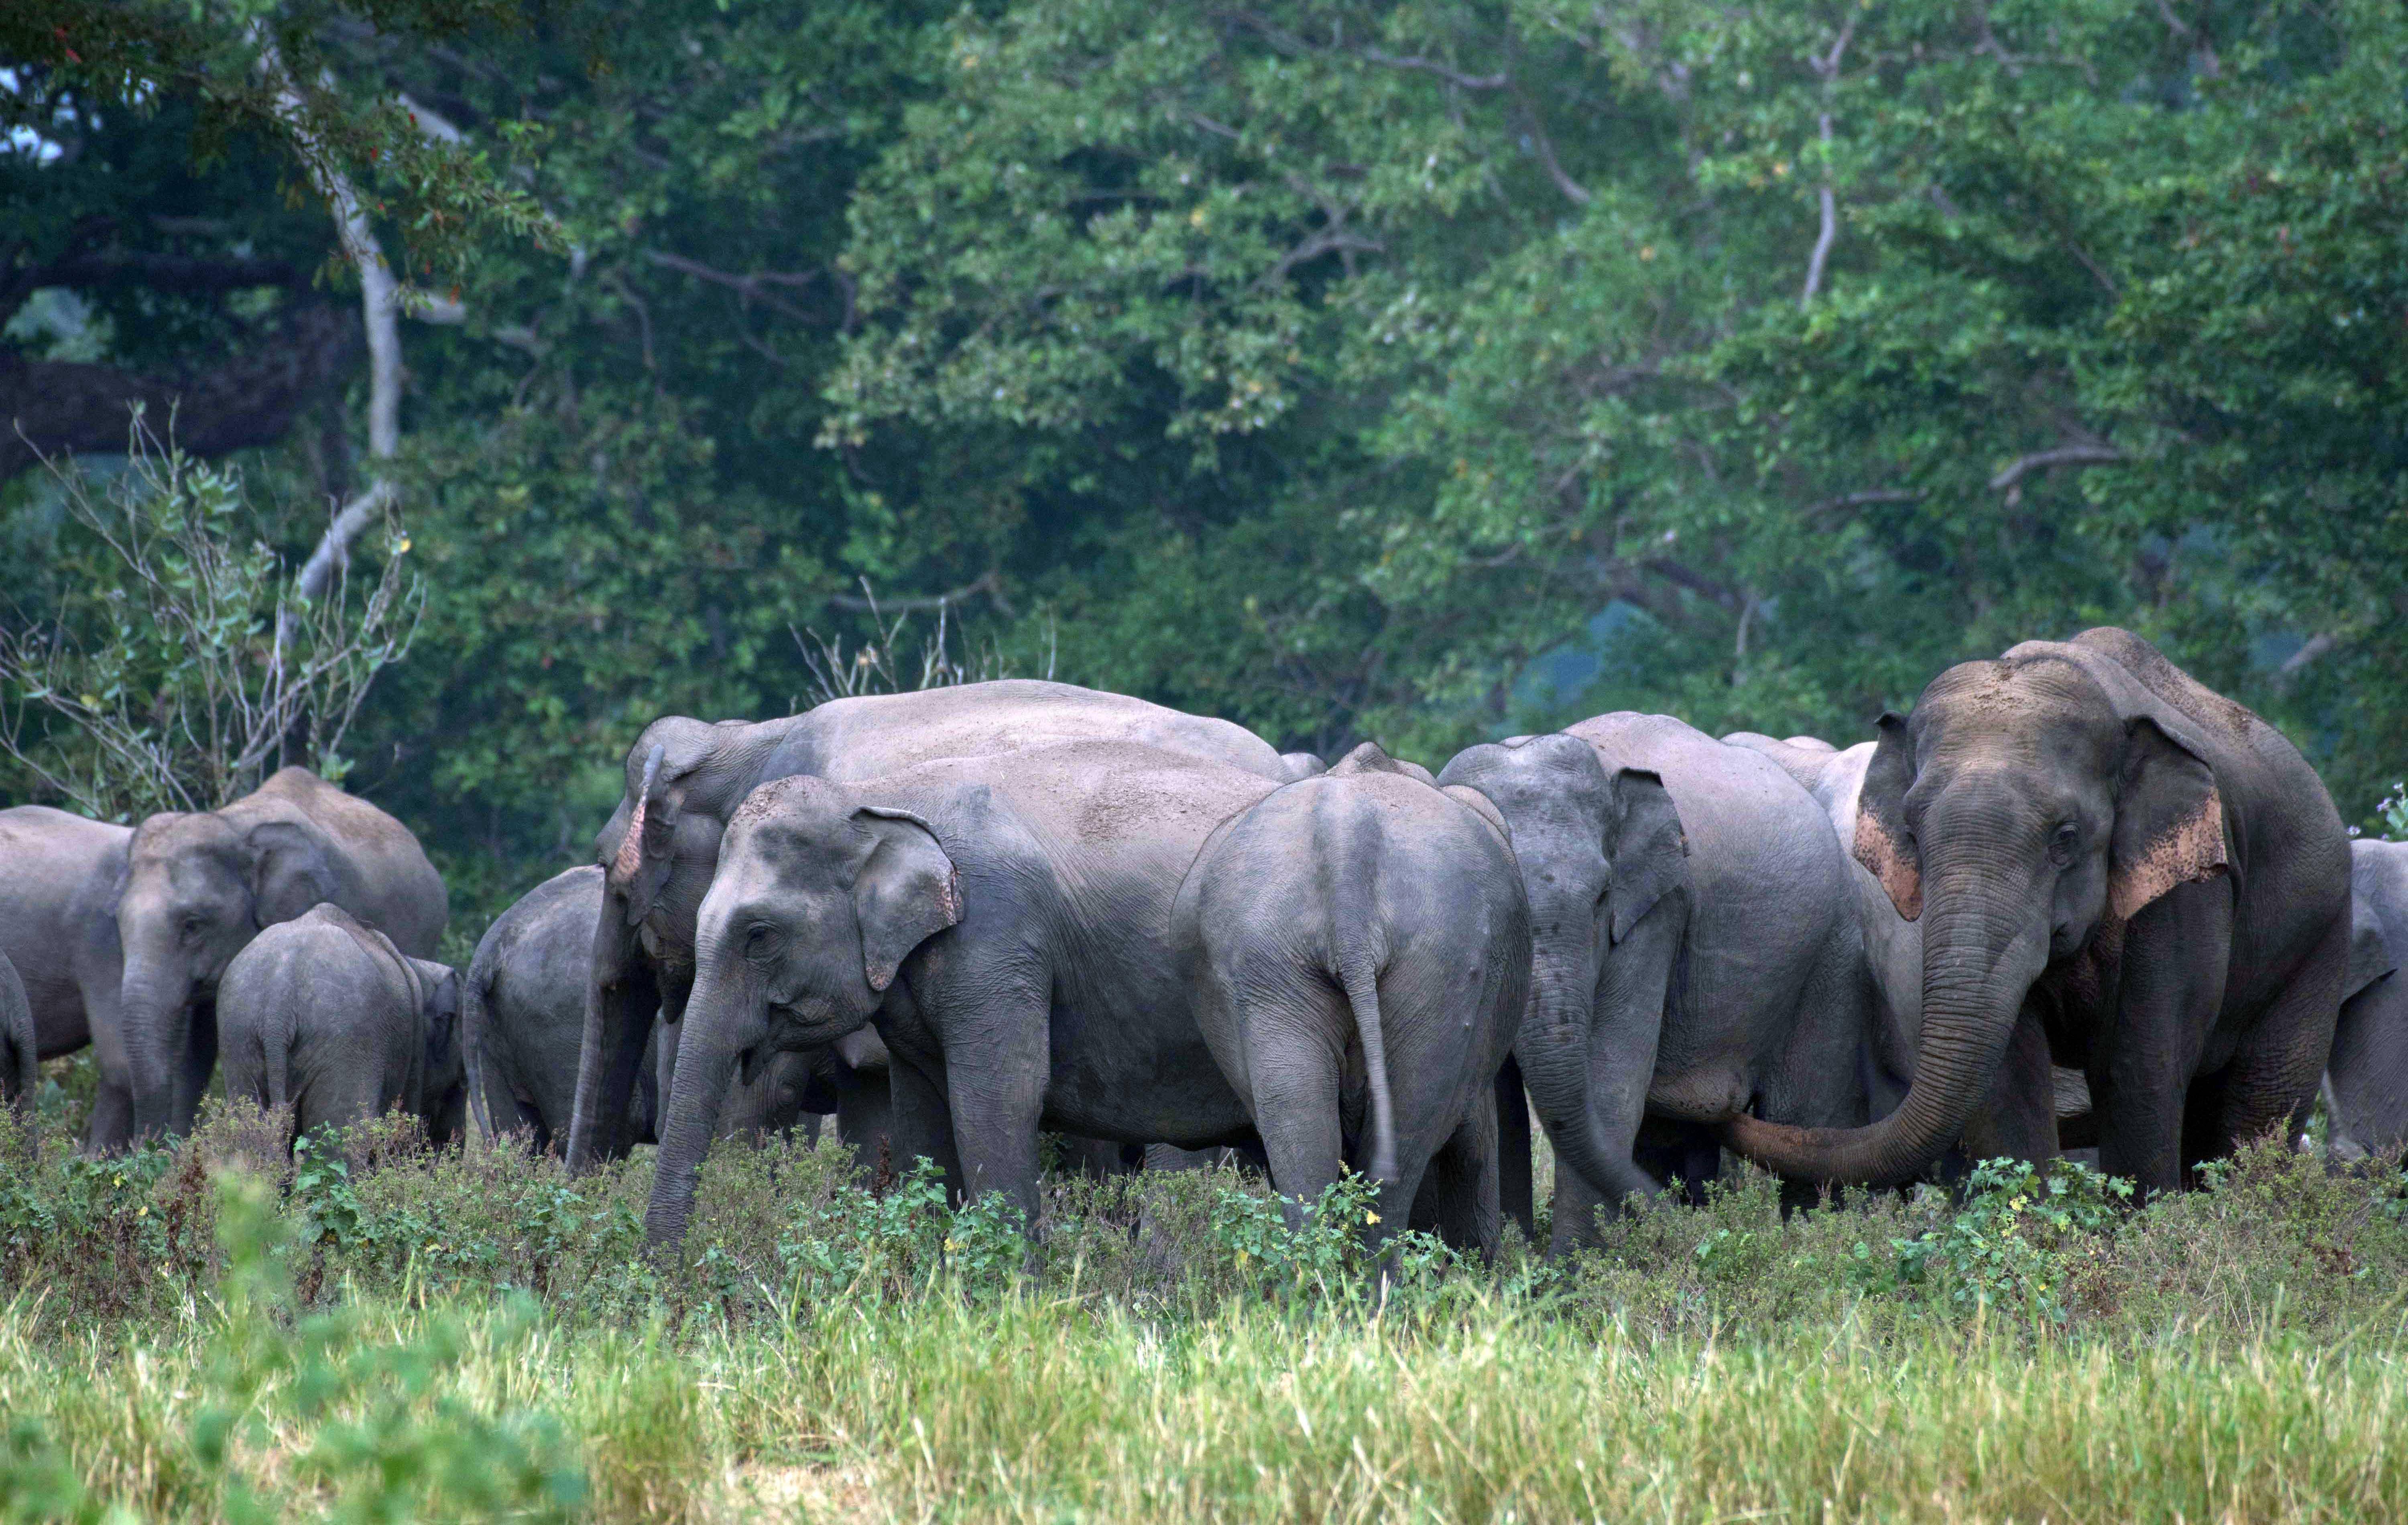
1365,1211,1380,1225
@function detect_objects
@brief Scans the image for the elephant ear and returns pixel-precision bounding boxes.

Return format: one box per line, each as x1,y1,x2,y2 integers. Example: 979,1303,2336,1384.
1852,712,1922,922
1606,768,1687,943
2345,886,2395,1004
2109,716,2228,922
244,820,337,928
851,807,961,993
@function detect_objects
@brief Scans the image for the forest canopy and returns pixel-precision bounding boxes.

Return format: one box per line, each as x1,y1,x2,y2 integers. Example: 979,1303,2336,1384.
5,0,2404,914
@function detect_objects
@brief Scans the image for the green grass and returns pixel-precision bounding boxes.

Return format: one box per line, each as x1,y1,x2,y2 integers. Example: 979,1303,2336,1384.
7,1086,2408,1521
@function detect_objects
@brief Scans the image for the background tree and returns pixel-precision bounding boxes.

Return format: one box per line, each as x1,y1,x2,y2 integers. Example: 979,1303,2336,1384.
6,0,2404,928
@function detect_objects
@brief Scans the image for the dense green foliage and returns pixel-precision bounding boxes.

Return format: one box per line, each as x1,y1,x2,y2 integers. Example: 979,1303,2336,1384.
6,0,2405,912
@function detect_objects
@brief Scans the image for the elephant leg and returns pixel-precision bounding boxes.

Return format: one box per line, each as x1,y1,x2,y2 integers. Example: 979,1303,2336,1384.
83,979,132,1156
937,1015,1049,1228
1241,1016,1346,1235
2092,878,2232,1196
1493,1055,1534,1241
2209,906,2349,1165
885,1051,963,1199
1407,1086,1500,1260
1959,1000,2058,1167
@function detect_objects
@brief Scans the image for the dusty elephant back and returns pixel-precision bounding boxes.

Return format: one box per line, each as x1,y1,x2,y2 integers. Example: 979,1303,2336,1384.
220,769,448,955
769,679,1288,787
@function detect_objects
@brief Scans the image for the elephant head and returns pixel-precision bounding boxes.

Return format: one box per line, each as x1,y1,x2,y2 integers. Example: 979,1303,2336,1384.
570,714,793,1171
1437,733,1687,1200
1728,647,2229,1185
645,776,959,1246
116,809,340,1139
408,958,467,1145
596,715,792,941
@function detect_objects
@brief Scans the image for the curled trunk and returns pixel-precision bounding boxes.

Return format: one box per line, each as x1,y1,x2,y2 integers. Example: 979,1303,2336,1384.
1514,951,1650,1202
1727,864,2041,1185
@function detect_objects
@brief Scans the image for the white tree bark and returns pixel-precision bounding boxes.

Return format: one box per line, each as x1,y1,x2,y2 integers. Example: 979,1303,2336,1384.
251,29,462,602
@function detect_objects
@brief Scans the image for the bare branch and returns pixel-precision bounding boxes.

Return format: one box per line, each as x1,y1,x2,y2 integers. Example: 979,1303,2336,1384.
1988,443,2124,493
826,570,1011,616
1800,12,1859,308
1357,47,1508,90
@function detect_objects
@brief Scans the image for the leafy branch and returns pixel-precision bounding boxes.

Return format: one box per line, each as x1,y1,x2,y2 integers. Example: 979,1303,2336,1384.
0,419,421,821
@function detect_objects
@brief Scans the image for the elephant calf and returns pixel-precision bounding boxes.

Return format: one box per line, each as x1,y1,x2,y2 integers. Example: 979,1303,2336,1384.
1174,744,1529,1256
2324,839,2408,1161
218,905,466,1148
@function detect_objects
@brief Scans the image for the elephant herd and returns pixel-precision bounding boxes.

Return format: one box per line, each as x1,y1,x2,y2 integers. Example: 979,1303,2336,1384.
3,628,2405,1261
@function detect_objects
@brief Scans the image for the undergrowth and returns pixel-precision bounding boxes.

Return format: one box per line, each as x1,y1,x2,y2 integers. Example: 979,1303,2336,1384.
7,1093,2408,1520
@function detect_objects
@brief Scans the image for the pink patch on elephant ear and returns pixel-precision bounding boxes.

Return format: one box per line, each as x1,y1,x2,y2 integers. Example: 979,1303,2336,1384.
612,793,647,881
2109,788,2227,923
1853,809,1922,922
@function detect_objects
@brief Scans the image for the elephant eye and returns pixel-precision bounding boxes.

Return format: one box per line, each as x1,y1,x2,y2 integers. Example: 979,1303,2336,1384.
2048,823,2080,866
743,923,784,961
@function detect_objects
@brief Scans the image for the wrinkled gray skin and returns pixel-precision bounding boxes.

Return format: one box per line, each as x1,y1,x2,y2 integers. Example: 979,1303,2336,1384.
0,768,446,1151
645,740,1282,1247
1438,716,1873,1253
1174,743,1530,1256
1727,731,2103,1165
2321,840,2408,1163
569,681,1289,1175
464,865,867,1157
1,951,36,1142
1729,629,2351,1195
218,905,465,1147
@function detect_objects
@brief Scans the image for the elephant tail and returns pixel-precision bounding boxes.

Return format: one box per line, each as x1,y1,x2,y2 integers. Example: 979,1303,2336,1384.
1332,939,1398,1194
260,1024,294,1119
1327,834,1400,1197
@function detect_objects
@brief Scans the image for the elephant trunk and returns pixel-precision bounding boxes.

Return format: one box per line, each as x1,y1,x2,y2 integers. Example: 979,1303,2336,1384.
1728,846,2045,1186
116,932,191,1143
1512,933,1644,1202
565,904,650,1173
643,963,752,1249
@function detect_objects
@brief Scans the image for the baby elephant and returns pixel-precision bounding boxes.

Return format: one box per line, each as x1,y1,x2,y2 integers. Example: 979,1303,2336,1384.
219,905,466,1147
1174,743,1530,1256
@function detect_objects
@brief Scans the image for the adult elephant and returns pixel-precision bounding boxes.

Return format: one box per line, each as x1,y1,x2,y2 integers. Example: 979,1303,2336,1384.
643,740,1288,1246
2321,839,2407,1163
1728,629,2351,1195
0,768,445,1150
565,680,1289,1173
1438,715,1875,1251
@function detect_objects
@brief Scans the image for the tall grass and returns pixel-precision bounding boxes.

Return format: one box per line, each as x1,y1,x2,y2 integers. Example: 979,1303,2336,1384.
8,1093,2408,1520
